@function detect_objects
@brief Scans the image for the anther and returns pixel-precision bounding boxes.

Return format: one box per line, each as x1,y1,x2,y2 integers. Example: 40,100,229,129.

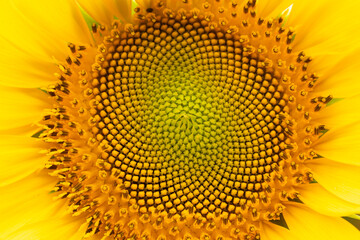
315,125,326,135
67,43,76,53
250,10,256,17
304,111,310,120
54,73,65,81
278,16,284,24
308,80,316,88
310,73,319,80
306,172,314,182
92,23,97,33
66,56,72,65
77,45,86,51
301,75,308,82
304,138,312,145
323,95,333,104
157,1,164,8
311,97,319,103
302,64,308,71
243,5,249,13
284,128,293,136
74,58,81,66
305,57,313,63
314,104,321,112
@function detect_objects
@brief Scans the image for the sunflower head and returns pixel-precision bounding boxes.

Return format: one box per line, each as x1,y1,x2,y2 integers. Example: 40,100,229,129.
2,0,360,239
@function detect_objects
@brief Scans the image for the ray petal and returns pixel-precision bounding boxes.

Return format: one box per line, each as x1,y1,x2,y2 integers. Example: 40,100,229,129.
313,121,360,166
306,158,360,205
298,183,360,217
284,203,360,240
0,86,51,130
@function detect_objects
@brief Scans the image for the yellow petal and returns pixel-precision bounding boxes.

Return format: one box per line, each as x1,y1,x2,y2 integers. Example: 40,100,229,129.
78,0,133,25
136,0,152,8
261,221,300,240
114,0,135,23
163,0,189,11
0,0,66,58
298,183,360,217
0,0,85,88
313,121,360,166
0,86,51,130
0,171,93,240
77,0,119,25
311,49,360,97
291,0,360,52
7,217,87,240
306,158,360,205
0,40,60,88
0,135,46,187
312,96,359,129
163,0,205,11
284,203,360,240
0,18,59,88
257,0,360,97
9,0,92,45
258,0,360,51
0,125,42,137
0,172,63,237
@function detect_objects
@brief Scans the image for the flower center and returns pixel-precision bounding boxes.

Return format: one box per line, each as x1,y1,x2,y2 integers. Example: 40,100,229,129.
92,12,288,221
39,1,332,240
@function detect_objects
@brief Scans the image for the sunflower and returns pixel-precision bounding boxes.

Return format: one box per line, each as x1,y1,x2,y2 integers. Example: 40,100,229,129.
1,0,360,239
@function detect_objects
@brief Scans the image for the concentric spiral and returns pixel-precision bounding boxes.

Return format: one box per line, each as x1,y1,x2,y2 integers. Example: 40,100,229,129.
91,14,289,221
39,1,331,239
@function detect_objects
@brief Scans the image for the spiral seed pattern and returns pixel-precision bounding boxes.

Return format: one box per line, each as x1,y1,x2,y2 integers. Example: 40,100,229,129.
91,15,288,221
39,1,331,239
